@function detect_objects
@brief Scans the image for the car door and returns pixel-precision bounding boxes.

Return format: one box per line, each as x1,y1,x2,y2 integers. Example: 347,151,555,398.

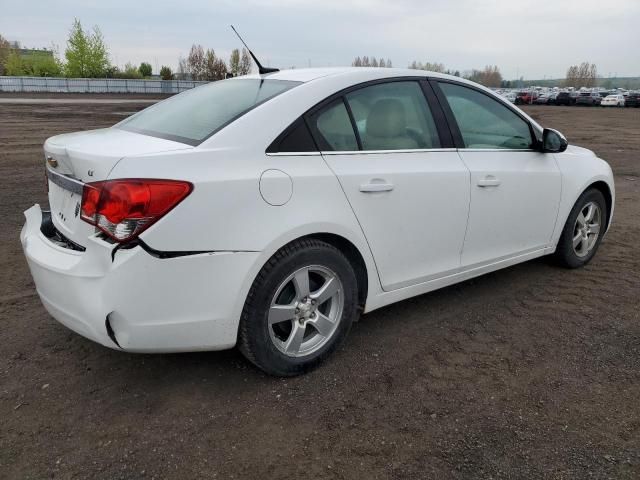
306,80,470,291
433,80,561,268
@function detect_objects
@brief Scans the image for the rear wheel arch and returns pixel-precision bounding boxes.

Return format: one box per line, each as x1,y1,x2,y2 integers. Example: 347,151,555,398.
299,233,368,311
246,233,369,313
237,235,366,375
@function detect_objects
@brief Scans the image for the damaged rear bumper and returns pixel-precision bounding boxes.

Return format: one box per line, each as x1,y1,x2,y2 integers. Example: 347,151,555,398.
20,204,260,353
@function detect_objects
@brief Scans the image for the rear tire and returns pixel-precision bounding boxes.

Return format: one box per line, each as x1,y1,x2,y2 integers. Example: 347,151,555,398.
238,239,359,376
554,189,607,268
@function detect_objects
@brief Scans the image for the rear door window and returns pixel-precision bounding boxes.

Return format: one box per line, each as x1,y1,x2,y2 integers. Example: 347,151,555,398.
345,81,441,150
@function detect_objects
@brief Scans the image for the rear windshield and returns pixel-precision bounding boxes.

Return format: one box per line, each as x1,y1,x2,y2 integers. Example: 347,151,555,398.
117,79,300,145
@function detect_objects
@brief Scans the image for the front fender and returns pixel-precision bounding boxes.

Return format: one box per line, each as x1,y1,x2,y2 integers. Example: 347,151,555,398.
551,149,615,246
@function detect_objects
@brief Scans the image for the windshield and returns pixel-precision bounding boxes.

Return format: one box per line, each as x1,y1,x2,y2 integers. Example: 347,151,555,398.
117,79,301,145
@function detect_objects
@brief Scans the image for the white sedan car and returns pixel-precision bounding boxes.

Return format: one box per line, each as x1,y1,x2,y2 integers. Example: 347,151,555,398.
500,91,517,103
601,94,625,107
21,68,615,376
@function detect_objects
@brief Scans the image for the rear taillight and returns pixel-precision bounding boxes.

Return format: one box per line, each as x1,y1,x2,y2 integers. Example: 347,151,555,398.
81,179,193,243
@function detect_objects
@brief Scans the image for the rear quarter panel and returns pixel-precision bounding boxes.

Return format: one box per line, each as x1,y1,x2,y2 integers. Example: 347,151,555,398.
108,147,382,318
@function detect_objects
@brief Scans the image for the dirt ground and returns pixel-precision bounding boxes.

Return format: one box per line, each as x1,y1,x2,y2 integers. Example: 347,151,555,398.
1,98,639,479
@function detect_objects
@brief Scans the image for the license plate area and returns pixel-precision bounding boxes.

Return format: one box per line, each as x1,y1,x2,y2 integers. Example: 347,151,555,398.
46,168,86,236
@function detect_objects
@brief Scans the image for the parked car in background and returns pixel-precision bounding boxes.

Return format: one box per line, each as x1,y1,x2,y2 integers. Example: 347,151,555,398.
601,94,625,107
624,92,640,107
575,92,602,106
20,67,615,376
515,91,538,105
501,91,517,103
534,93,552,104
534,92,557,105
555,91,579,106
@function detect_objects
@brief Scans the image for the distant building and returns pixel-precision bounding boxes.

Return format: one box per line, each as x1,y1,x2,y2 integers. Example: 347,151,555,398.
18,48,53,59
7,40,53,59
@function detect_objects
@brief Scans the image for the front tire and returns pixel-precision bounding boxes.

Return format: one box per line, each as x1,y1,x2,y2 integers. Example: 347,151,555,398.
554,189,607,268
238,239,359,376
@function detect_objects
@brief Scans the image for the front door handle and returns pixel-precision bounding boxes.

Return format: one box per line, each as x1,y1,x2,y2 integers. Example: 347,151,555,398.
360,181,394,193
477,175,501,188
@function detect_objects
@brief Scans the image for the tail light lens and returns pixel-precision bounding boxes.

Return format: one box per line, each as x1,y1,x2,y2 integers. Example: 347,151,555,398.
81,179,193,243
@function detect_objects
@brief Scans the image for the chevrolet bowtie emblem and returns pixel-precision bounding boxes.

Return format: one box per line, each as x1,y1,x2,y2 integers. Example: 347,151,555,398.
46,156,58,168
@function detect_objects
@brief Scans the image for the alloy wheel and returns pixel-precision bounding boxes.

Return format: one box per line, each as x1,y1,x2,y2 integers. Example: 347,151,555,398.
572,201,602,258
268,265,344,357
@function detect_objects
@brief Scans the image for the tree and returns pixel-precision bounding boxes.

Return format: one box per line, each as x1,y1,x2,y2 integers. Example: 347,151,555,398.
118,62,142,79
229,48,240,76
24,53,62,76
4,50,24,75
138,62,152,77
203,49,227,80
409,61,446,73
104,65,119,78
187,44,206,80
64,18,109,77
353,56,392,68
212,57,227,80
160,65,173,80
2,48,62,77
239,48,252,75
0,34,10,75
466,65,502,87
176,56,188,80
386,58,392,68
205,49,217,80
565,65,579,88
565,62,597,88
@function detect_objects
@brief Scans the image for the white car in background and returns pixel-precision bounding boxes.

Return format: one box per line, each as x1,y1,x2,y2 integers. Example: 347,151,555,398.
501,91,517,103
21,68,615,376
601,94,625,107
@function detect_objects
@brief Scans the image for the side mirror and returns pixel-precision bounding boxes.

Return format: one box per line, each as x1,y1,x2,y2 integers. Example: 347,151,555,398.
541,128,568,153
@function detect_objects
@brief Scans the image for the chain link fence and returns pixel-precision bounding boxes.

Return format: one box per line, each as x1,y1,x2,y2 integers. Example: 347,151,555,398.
0,76,209,94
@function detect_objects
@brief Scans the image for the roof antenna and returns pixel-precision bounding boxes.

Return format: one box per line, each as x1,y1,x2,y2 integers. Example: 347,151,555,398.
230,25,279,75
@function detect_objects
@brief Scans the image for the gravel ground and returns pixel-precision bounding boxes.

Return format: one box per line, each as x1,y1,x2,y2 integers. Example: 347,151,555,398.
1,99,639,479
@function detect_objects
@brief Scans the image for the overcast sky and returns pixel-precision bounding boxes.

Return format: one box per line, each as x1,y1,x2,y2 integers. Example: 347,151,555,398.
2,0,638,79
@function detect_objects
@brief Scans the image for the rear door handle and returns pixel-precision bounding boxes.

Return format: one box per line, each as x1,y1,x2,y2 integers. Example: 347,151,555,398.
477,176,501,188
360,181,394,193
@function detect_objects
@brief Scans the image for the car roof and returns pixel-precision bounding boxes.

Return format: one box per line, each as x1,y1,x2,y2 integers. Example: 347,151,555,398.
239,67,458,84
207,67,544,149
